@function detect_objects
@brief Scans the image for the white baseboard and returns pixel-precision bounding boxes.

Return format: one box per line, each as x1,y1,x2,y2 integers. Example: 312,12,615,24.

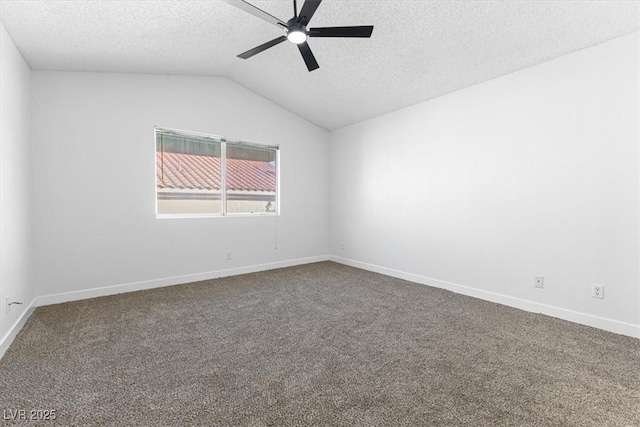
0,298,37,360
36,255,329,307
329,256,640,339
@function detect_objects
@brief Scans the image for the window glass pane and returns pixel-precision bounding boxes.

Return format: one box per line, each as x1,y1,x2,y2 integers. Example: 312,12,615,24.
225,144,277,214
156,131,222,215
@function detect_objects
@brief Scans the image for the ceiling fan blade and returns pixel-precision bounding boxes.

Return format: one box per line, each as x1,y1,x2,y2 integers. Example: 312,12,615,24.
238,36,287,59
309,25,374,38
297,42,319,72
297,0,322,25
223,0,286,28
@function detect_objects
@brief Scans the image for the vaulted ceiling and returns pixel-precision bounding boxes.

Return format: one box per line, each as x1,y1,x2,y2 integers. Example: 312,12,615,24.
1,0,638,130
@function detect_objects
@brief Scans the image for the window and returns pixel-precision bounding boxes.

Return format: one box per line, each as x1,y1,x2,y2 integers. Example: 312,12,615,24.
155,128,278,217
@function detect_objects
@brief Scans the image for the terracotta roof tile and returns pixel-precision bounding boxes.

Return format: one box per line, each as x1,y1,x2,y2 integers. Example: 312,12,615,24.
156,152,275,192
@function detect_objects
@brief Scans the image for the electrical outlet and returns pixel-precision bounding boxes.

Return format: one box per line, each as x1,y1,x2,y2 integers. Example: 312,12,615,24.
226,250,232,260
340,242,345,250
5,296,11,314
534,276,544,289
592,284,605,299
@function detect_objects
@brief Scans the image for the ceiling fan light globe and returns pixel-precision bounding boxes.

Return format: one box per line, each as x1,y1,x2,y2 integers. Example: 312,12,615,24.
287,30,307,44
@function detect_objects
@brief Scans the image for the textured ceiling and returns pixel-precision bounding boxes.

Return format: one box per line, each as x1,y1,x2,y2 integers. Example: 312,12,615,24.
1,0,639,130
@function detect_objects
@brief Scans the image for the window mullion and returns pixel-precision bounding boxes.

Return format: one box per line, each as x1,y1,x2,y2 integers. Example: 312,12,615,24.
221,139,227,216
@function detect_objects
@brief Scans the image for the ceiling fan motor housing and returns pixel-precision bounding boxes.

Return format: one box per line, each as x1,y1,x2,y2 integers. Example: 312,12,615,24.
286,19,307,44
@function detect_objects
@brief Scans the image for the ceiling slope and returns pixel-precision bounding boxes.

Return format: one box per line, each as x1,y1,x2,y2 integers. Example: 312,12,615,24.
1,0,638,129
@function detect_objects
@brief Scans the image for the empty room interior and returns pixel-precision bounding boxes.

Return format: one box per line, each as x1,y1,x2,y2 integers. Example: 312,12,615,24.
1,0,639,425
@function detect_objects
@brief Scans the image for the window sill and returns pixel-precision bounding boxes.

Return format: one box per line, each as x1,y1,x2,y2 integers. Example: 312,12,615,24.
156,213,280,220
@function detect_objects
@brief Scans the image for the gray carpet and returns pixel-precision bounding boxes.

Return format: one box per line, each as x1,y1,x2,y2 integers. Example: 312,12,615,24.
1,262,638,426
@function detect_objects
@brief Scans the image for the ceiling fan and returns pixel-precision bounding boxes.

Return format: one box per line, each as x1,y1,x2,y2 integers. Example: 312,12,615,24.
223,0,374,72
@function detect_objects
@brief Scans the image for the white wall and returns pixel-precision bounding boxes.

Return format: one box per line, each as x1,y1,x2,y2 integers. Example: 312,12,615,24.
330,32,640,336
0,23,34,342
31,72,330,298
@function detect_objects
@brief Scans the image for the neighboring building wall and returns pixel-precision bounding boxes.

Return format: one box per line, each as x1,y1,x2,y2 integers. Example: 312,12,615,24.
330,32,640,336
0,23,34,344
157,200,221,215
31,72,330,297
156,200,274,215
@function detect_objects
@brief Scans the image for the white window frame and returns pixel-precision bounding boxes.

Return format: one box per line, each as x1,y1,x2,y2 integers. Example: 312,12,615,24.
154,127,280,219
